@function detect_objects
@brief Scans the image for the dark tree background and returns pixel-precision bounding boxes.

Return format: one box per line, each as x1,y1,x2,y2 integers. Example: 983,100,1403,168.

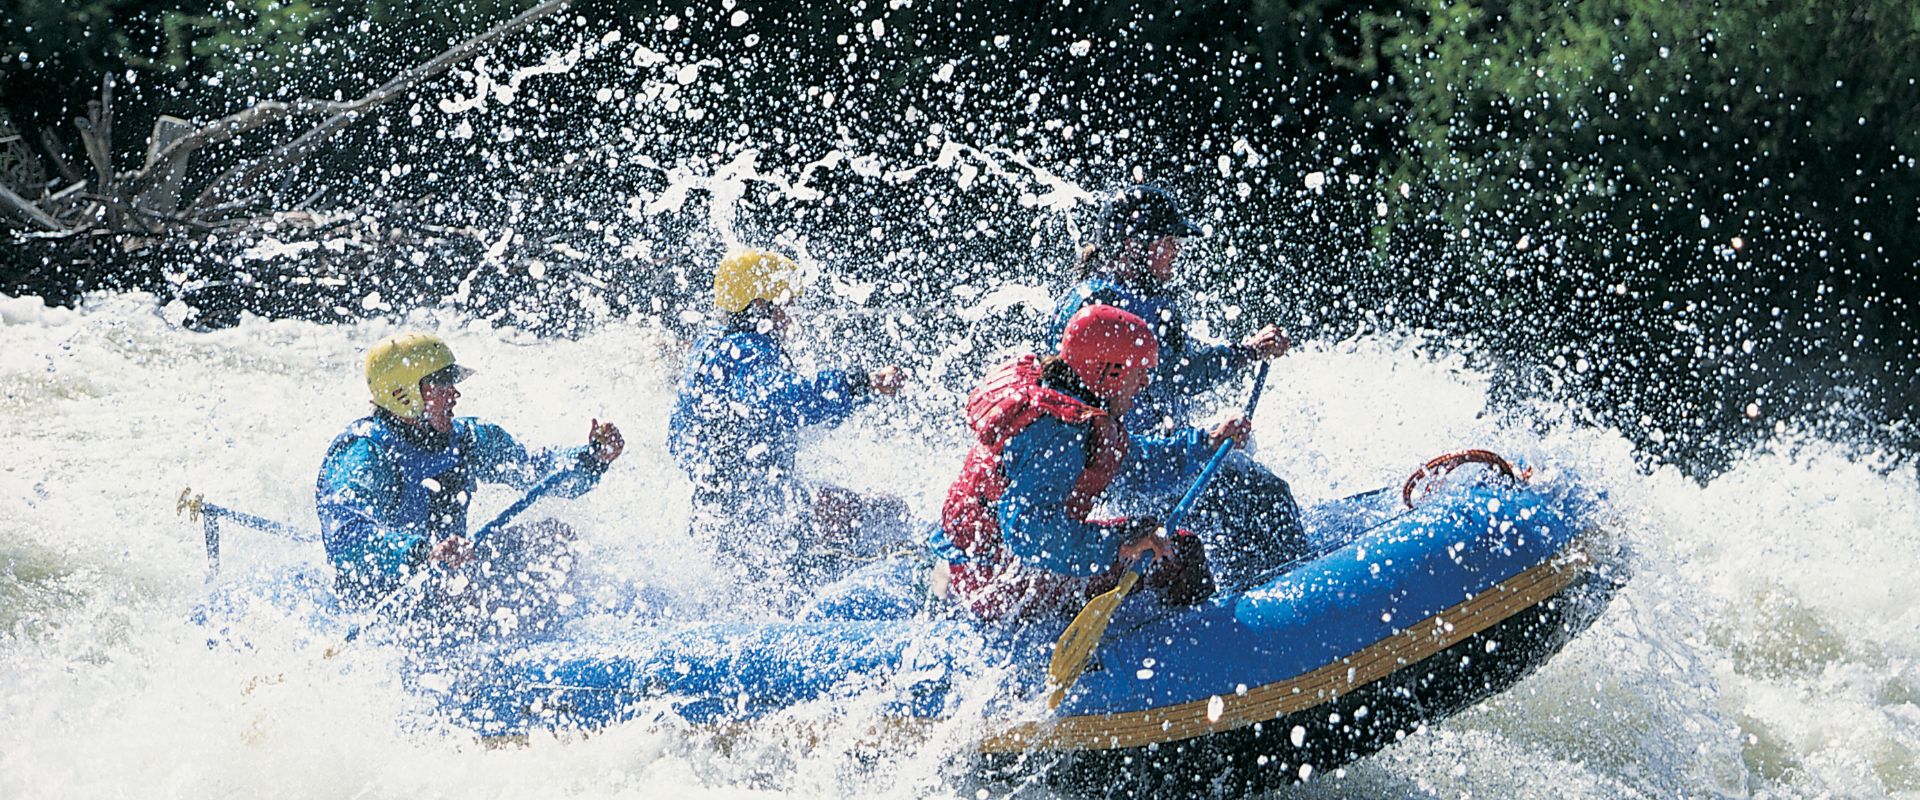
3,0,1915,478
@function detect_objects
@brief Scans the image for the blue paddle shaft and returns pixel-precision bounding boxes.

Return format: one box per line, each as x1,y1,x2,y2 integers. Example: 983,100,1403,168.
1163,361,1271,533
198,461,574,552
470,467,574,542
1243,361,1270,418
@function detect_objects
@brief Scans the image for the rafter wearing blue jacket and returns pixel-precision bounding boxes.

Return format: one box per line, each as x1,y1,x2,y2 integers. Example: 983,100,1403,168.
317,412,605,603
670,248,912,596
669,324,873,493
313,332,624,634
669,316,901,592
1048,184,1308,586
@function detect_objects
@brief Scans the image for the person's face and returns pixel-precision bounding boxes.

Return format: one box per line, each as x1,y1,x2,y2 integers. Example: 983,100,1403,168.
1104,364,1154,416
419,380,459,433
753,300,792,336
1145,236,1181,282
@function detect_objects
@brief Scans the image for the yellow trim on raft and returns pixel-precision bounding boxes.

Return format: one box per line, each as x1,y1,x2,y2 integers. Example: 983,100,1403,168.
975,546,1593,753
486,546,1595,755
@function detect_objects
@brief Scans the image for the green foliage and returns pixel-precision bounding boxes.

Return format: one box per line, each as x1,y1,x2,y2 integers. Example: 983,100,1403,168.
1359,0,1920,259
0,0,140,71
1324,0,1920,468
146,0,335,94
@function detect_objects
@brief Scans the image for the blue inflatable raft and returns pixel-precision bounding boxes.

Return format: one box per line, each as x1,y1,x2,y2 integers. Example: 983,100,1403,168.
194,469,1624,796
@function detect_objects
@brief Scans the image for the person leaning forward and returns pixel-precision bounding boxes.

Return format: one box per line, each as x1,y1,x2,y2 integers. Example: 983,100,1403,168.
668,248,909,592
930,304,1251,621
1048,183,1307,586
315,332,623,639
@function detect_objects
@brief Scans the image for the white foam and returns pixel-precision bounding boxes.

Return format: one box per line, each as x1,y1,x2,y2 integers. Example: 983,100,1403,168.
4,293,1913,797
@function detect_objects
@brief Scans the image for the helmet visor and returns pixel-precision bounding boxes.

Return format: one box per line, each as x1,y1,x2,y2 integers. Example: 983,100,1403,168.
421,364,474,386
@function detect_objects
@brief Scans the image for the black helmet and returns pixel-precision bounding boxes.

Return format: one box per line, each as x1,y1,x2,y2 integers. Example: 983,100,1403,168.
1099,184,1204,244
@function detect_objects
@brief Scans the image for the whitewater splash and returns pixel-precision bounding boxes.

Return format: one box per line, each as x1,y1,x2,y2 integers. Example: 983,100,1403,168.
1,292,1916,799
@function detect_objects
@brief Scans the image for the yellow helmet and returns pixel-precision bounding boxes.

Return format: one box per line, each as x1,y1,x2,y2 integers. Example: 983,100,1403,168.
365,332,473,419
713,248,802,313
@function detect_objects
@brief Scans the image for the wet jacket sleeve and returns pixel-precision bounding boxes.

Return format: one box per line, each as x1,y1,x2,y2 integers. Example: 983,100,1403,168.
995,417,1124,576
1111,426,1216,498
463,420,604,499
734,339,870,429
316,437,424,577
1167,341,1253,395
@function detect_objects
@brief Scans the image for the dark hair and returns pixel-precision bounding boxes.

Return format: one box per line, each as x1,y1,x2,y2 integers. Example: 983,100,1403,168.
1079,183,1199,279
1101,184,1203,242
1038,355,1100,403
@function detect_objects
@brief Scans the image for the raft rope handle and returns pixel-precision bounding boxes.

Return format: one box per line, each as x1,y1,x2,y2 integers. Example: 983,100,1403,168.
1400,449,1533,509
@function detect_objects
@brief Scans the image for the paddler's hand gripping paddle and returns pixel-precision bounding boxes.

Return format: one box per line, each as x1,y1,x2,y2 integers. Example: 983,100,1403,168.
1047,361,1271,709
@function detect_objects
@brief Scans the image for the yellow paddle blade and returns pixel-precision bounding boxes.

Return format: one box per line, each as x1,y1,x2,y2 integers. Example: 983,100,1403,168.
1047,570,1140,709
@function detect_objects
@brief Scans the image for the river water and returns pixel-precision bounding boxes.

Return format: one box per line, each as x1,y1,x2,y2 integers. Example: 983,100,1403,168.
2,289,1915,799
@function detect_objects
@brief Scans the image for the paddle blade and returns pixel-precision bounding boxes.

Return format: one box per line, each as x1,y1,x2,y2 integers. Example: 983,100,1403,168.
1047,570,1140,709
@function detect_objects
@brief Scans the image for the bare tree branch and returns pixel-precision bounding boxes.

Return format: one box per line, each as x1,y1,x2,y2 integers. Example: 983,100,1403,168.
38,128,83,185
77,76,115,187
75,76,122,229
191,0,573,212
124,100,351,199
0,181,65,230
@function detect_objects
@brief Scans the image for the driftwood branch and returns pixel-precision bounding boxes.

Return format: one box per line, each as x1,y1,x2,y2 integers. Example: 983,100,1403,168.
125,100,350,198
74,76,121,229
75,76,115,188
0,181,64,230
191,0,573,211
132,116,196,213
38,127,83,185
4,0,572,241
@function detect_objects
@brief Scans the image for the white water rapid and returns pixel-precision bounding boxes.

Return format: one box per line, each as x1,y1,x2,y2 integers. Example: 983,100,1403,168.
3,289,1916,799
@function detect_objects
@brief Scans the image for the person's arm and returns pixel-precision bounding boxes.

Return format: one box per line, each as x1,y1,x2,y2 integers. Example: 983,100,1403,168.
463,420,604,499
1111,425,1216,497
995,417,1128,576
1169,340,1257,394
1151,294,1258,395
764,367,870,428
730,339,871,429
315,438,425,576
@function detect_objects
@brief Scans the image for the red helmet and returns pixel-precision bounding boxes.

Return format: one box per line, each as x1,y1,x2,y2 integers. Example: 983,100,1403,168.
1059,305,1160,398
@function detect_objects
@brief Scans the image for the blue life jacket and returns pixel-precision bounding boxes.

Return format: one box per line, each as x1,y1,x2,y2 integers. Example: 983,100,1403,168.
668,325,868,492
355,415,467,534
316,412,600,599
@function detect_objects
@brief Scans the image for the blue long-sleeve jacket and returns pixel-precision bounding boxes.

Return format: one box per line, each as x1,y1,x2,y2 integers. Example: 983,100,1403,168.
668,327,872,489
1049,277,1253,433
988,416,1214,576
315,412,603,594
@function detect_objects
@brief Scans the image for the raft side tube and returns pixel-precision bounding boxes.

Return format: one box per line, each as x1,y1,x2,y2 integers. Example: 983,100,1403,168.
1055,485,1583,716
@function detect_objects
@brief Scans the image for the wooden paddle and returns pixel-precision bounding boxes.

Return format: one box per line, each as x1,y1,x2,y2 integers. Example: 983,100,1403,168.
1047,362,1270,709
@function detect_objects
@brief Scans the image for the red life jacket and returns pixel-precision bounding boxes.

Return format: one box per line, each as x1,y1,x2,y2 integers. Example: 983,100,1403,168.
940,355,1128,618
